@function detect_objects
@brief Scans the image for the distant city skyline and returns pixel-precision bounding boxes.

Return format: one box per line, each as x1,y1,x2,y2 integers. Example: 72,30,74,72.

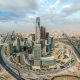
0,0,80,32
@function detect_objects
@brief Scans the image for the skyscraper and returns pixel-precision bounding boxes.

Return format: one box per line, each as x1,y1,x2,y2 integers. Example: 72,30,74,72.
40,26,46,39
48,37,54,51
34,44,41,60
45,32,49,40
40,39,45,49
8,41,13,55
35,17,40,43
32,34,35,41
50,37,54,50
17,37,20,52
33,44,41,66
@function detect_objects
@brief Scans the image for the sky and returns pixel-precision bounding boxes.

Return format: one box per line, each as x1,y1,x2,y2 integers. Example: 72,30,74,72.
0,0,80,33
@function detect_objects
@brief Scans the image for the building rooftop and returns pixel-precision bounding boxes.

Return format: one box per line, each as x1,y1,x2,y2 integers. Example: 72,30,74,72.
41,56,55,61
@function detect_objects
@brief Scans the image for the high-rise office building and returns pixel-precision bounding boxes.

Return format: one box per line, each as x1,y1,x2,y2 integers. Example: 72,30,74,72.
45,32,49,40
40,26,46,39
48,37,54,51
17,37,20,52
40,39,45,49
9,41,13,55
32,34,35,41
35,17,40,43
48,37,52,51
46,44,50,53
34,44,41,60
50,37,54,50
11,31,15,41
33,44,41,66
41,46,46,56
48,37,51,44
15,54,26,65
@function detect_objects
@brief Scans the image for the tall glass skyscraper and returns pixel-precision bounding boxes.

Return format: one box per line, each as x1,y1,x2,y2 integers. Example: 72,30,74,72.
35,17,40,43
33,44,41,66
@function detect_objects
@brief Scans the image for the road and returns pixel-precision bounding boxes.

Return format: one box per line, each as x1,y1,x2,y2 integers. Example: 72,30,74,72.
63,33,80,62
51,74,80,80
0,46,24,80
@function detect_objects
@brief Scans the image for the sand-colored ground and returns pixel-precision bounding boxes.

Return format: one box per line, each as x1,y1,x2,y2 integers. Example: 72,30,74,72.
54,77,80,80
0,65,15,80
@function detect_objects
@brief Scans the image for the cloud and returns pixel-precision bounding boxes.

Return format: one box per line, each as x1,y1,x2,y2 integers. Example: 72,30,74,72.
41,0,80,25
62,0,80,16
62,4,72,9
50,0,61,10
0,0,80,32
0,0,38,10
0,0,38,21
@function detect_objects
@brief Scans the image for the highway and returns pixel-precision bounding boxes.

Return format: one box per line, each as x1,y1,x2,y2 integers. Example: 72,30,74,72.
0,46,25,80
63,33,80,62
51,74,80,80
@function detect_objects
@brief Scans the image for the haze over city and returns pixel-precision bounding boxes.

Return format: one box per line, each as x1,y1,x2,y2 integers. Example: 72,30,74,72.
0,0,80,80
0,0,80,33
